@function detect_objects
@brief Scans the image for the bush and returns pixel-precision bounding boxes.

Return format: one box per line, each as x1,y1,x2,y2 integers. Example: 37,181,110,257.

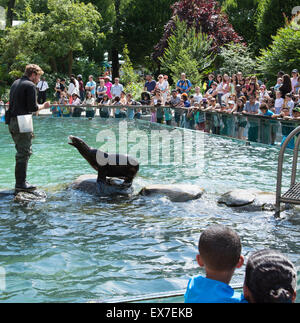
159,17,215,87
217,42,257,76
257,16,300,84
120,44,139,86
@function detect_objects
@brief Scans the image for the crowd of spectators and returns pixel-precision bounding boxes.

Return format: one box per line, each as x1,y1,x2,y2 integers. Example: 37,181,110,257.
3,68,297,145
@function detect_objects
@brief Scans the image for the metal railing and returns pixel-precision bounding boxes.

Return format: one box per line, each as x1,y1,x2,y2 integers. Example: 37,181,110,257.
275,125,300,217
2,103,300,146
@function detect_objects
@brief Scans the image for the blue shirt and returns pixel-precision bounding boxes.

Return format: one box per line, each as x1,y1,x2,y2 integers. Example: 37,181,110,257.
144,80,156,93
86,81,96,96
127,107,135,119
184,275,247,303
260,110,274,117
244,101,259,114
177,79,192,93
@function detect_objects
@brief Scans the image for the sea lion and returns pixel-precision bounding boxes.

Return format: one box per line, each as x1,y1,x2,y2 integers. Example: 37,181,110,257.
68,136,139,185
139,184,205,202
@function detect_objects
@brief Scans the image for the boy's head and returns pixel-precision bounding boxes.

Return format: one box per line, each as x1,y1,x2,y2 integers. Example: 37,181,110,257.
276,91,282,99
197,225,243,272
292,106,300,118
260,103,269,114
171,89,177,98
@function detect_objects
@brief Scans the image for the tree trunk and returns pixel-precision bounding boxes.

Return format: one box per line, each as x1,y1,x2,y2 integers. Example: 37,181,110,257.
50,57,58,73
68,50,73,76
6,0,16,28
112,0,121,79
111,48,119,80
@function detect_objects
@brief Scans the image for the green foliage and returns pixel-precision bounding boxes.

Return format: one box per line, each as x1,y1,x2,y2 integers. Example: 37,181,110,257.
120,44,139,86
217,42,257,76
257,17,300,84
255,0,299,49
124,81,144,101
222,0,259,53
159,17,215,86
121,0,176,67
0,0,102,78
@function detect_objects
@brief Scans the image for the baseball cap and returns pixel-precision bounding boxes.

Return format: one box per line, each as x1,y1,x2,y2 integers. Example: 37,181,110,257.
292,106,300,113
292,69,298,74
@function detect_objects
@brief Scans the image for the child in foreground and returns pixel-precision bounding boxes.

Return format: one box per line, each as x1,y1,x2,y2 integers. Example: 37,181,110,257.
243,249,297,303
185,225,246,303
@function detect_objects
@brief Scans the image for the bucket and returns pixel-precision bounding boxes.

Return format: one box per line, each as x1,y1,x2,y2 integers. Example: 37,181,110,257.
17,114,33,133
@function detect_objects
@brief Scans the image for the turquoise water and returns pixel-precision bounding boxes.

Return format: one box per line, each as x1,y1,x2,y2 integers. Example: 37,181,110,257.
0,117,299,303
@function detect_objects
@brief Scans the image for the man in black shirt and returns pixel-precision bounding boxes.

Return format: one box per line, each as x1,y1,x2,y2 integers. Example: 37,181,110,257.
8,64,50,192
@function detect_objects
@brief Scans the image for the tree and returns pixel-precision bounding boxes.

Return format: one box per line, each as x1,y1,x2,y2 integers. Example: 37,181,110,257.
153,0,243,62
257,16,300,85
0,0,102,77
256,0,299,49
120,44,138,86
121,0,176,67
160,17,215,85
222,0,259,53
6,0,15,27
217,43,256,76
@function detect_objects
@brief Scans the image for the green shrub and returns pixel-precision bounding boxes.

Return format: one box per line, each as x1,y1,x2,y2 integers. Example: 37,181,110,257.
257,17,300,84
159,16,215,87
217,42,257,76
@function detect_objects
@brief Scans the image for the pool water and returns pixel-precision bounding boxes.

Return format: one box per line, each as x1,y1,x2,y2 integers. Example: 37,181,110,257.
0,117,299,303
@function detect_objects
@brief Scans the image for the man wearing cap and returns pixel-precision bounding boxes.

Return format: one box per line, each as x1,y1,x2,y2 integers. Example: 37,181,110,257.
7,64,50,192
292,105,300,119
176,73,192,94
291,69,299,93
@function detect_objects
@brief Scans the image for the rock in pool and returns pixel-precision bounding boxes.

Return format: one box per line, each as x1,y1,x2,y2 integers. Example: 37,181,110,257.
71,174,134,197
217,189,291,212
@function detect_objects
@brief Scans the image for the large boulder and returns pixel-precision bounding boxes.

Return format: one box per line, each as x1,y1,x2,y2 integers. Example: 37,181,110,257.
71,174,134,197
218,189,291,212
139,184,205,202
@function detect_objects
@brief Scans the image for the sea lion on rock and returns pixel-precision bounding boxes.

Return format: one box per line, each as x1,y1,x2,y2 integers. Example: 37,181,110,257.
69,136,139,197
68,136,139,185
139,184,205,202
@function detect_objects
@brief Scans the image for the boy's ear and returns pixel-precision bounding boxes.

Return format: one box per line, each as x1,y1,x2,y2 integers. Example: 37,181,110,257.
236,255,244,269
196,254,205,267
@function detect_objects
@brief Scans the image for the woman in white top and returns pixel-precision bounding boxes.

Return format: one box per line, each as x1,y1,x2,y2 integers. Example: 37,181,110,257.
67,77,77,97
156,75,169,105
83,91,96,118
216,74,223,105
